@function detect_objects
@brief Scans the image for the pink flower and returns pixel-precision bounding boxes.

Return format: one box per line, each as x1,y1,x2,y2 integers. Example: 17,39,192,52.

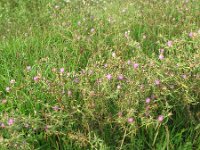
1,123,5,128
146,97,151,104
167,41,173,47
6,87,10,92
68,90,72,97
118,74,124,80
159,49,164,54
128,117,134,123
189,32,193,38
133,63,139,69
159,54,164,60
182,74,187,79
104,64,108,68
157,115,164,123
106,74,112,80
60,68,64,73
52,106,59,111
127,60,131,65
155,80,160,85
8,118,14,126
34,76,40,82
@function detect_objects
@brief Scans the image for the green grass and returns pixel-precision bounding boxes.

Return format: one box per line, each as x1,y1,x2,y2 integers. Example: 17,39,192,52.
0,0,200,149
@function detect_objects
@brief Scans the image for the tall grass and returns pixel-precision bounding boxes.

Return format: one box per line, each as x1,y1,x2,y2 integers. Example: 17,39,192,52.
0,0,199,149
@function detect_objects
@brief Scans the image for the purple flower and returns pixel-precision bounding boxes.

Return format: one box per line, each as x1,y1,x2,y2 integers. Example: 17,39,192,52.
146,97,151,104
159,49,164,54
106,74,112,80
155,80,160,85
189,32,193,38
118,74,124,80
68,90,72,97
157,115,164,123
133,63,139,69
1,123,5,128
8,118,14,126
159,54,164,60
34,76,40,82
60,68,64,73
74,78,79,83
104,64,108,68
182,74,187,79
167,41,173,47
52,106,59,111
128,117,134,123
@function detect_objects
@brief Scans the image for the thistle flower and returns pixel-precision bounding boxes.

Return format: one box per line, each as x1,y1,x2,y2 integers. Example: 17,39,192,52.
157,115,164,123
52,106,59,111
60,68,64,73
188,32,193,38
159,54,164,60
128,117,134,123
155,80,160,85
34,76,40,82
1,123,5,128
106,74,112,80
146,97,151,104
118,74,124,80
167,40,173,47
68,90,72,97
8,118,14,126
133,63,139,69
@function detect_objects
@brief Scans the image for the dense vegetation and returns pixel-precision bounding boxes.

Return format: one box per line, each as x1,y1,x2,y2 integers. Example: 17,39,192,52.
0,0,199,149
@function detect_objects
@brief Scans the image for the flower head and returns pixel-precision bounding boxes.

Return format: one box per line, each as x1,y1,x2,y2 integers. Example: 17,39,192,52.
118,74,124,80
60,68,64,73
10,79,16,84
157,115,164,123
133,63,139,69
34,76,40,82
167,40,173,47
155,80,160,85
1,123,5,128
8,118,14,126
106,74,112,80
68,90,72,97
128,117,134,123
159,54,164,60
146,97,151,104
26,66,31,71
6,87,10,92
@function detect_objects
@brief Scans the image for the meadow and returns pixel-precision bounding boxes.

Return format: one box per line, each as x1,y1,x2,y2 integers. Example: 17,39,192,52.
0,0,200,149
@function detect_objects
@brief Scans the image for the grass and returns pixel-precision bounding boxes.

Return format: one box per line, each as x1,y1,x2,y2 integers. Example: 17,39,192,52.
0,0,200,149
